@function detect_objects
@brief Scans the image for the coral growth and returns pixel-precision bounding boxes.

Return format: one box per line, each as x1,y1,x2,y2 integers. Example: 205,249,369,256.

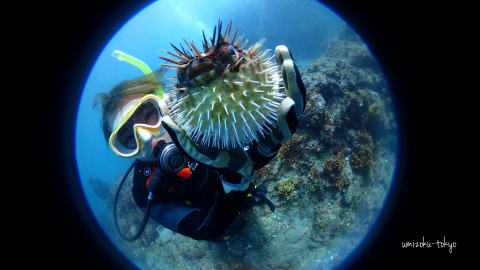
350,129,375,175
254,163,273,184
277,133,303,163
307,164,323,192
297,26,397,182
272,177,300,202
322,151,349,188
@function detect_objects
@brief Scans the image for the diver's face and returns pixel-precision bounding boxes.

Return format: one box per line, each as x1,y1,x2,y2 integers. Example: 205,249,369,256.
109,97,172,161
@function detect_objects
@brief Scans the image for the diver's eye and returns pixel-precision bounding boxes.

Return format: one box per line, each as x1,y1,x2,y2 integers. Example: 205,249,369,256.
120,133,136,149
143,110,158,125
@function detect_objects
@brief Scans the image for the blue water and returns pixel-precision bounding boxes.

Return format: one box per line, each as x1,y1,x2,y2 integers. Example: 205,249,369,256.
75,0,347,268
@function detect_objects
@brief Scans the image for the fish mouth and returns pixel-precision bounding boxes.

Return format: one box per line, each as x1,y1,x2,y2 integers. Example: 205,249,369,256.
183,58,223,87
187,60,215,80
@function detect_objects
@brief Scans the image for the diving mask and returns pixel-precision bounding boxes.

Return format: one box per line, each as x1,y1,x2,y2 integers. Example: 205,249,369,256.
109,94,165,158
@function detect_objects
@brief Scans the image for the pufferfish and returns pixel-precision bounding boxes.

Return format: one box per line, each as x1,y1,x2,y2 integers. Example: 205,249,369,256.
161,20,286,149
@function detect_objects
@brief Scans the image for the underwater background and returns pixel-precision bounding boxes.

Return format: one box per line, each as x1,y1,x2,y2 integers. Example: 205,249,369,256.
75,0,397,269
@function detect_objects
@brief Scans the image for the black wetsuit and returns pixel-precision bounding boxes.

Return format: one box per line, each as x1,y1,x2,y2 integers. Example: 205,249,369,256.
132,159,251,241
131,138,277,241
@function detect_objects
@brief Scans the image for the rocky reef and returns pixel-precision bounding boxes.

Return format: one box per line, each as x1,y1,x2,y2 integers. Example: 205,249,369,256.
94,25,397,270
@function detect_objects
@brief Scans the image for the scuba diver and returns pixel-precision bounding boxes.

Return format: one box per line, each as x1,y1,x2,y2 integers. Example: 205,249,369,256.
95,46,306,241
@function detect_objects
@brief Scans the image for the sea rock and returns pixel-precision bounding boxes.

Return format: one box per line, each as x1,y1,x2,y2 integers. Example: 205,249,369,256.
140,222,160,247
283,218,309,244
158,228,173,244
177,238,207,260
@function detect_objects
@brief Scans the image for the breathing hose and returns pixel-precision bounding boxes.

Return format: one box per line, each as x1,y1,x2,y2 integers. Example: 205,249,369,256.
113,160,153,241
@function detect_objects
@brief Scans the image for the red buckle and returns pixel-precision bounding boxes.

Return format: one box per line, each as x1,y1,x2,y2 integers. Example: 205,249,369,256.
176,167,191,179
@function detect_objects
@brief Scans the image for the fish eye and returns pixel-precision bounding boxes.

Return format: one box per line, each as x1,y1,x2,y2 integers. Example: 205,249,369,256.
229,46,236,55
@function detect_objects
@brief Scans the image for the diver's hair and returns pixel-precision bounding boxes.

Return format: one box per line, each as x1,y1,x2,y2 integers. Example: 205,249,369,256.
93,68,165,142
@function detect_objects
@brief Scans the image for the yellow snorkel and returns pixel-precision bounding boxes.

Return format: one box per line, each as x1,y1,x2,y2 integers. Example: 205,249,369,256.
112,50,164,98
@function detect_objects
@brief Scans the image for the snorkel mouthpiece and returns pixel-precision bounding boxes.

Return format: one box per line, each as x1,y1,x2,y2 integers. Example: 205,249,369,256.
112,50,164,98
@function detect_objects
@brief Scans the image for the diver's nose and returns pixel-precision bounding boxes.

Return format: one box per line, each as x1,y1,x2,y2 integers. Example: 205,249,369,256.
137,128,153,142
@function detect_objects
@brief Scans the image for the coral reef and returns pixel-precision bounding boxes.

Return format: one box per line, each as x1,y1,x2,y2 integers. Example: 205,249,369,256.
271,177,300,202
322,151,348,188
97,25,397,270
349,129,375,176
